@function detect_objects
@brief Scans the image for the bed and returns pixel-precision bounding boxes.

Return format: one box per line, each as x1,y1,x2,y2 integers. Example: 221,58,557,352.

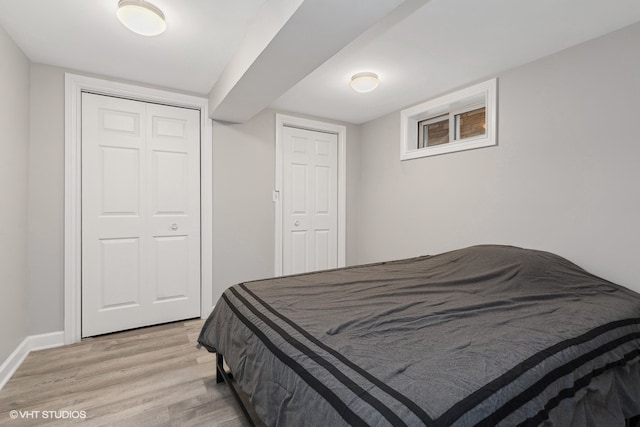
197,245,640,426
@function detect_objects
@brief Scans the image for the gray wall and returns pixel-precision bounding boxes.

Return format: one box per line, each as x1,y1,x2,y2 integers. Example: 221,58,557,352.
211,109,361,303
357,22,640,293
27,64,65,334
0,25,30,360
212,110,276,304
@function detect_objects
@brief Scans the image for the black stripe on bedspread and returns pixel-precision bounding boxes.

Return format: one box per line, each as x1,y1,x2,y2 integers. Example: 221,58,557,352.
221,293,370,427
478,332,640,426
517,347,640,427
229,287,410,427
239,283,435,426
438,318,640,426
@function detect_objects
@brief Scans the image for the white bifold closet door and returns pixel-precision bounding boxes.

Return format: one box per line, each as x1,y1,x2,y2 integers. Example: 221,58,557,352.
282,126,338,275
81,93,201,337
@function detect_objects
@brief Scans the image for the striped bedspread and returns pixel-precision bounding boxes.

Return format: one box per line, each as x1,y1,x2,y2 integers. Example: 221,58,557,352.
198,245,640,426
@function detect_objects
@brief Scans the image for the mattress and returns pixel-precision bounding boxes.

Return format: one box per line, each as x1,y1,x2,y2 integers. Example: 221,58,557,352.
198,245,640,426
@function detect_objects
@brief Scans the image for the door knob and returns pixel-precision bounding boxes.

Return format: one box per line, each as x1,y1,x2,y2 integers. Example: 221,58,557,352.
170,223,178,231
294,220,300,226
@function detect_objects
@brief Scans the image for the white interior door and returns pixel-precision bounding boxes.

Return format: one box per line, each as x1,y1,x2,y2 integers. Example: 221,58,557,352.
282,126,338,275
81,93,201,337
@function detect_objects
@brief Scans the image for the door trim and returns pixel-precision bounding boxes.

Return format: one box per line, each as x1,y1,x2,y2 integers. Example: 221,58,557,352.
64,73,213,344
274,114,346,276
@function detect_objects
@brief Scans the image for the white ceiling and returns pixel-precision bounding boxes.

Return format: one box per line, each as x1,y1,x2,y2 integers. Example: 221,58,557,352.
272,0,640,123
0,0,267,95
1,0,639,124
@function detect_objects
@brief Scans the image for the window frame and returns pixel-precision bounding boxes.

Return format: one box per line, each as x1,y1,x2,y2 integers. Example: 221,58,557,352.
452,101,485,141
400,78,497,160
417,114,449,148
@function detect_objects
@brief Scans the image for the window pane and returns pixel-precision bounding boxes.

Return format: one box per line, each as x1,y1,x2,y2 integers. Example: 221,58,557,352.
418,116,449,148
456,107,486,140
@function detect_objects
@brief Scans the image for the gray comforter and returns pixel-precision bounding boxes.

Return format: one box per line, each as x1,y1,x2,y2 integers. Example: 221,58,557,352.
198,245,640,426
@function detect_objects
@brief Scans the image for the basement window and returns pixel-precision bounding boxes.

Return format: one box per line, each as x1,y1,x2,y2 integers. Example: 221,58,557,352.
401,78,497,160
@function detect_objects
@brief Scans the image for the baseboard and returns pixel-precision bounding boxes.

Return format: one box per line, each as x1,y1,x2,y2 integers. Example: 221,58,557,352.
0,331,64,391
0,337,30,391
29,331,65,352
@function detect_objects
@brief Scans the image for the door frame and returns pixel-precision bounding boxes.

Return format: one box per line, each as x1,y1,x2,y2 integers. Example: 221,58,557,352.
64,73,213,344
274,114,346,276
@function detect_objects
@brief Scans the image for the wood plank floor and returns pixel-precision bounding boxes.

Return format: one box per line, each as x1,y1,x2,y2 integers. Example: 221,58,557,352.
0,319,250,427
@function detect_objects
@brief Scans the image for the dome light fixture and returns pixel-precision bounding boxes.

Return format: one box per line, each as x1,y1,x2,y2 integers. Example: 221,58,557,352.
117,0,166,36
350,72,379,93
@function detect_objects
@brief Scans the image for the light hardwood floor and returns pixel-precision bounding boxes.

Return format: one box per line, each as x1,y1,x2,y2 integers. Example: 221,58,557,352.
0,319,250,427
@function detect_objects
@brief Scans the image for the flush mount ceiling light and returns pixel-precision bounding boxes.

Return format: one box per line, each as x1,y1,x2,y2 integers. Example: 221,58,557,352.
117,0,166,36
350,72,379,93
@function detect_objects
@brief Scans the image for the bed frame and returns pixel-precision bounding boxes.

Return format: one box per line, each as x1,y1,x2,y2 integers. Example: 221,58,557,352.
216,353,265,427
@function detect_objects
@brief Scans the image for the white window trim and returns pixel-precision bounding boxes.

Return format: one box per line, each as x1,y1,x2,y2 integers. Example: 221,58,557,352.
274,114,346,277
64,73,213,344
400,78,497,160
